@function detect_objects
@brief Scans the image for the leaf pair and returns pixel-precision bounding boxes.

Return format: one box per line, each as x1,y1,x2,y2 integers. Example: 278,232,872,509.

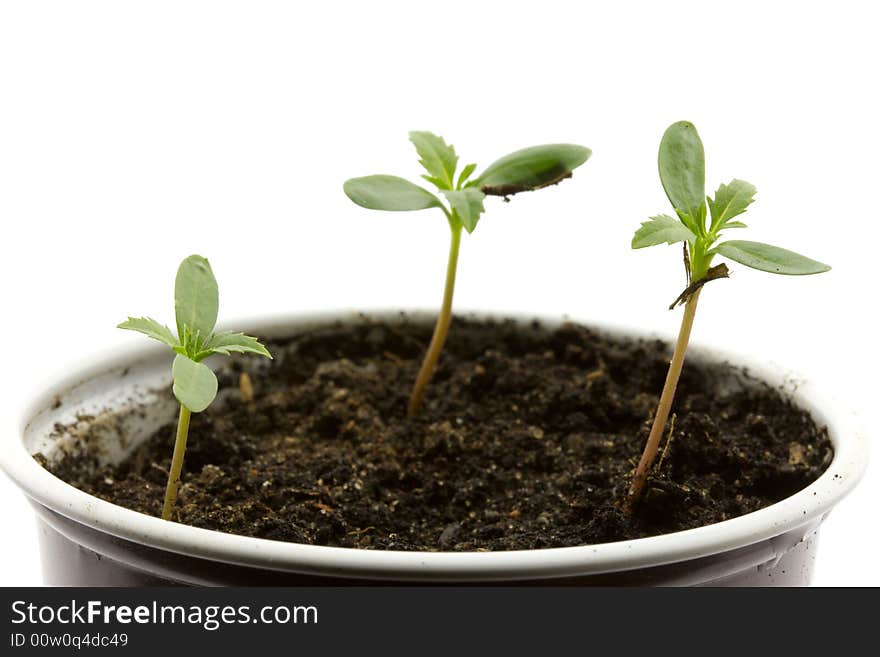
343,132,591,233
633,121,829,277
119,255,271,412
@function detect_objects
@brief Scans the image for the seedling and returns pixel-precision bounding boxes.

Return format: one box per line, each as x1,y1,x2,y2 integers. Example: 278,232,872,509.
118,255,272,520
625,121,830,511
344,132,591,416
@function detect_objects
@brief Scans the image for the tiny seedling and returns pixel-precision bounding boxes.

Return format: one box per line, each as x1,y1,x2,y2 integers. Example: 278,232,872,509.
626,121,830,511
118,255,272,520
344,132,591,416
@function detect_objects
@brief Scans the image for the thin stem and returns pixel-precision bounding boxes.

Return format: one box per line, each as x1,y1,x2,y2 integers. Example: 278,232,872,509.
161,404,192,521
407,224,463,417
625,289,702,513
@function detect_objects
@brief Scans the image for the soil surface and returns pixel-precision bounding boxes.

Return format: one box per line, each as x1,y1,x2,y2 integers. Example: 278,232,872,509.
45,317,832,551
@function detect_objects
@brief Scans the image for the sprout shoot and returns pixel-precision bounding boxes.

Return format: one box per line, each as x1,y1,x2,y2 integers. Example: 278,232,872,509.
118,255,272,520
344,132,591,416
625,121,830,512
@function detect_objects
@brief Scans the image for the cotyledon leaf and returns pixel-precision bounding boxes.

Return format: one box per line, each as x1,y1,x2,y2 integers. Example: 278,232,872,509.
171,354,218,413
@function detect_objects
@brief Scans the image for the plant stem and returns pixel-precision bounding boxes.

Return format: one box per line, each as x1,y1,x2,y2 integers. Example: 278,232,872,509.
407,224,463,417
161,404,192,521
625,288,702,513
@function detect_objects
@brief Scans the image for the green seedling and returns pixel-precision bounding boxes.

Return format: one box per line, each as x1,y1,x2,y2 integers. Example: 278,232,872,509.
625,121,830,512
118,255,272,520
344,131,591,416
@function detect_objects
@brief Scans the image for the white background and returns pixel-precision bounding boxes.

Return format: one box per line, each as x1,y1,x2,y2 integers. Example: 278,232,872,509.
0,1,877,586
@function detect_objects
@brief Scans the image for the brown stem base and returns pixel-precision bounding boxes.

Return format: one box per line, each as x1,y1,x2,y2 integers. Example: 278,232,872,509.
625,290,701,514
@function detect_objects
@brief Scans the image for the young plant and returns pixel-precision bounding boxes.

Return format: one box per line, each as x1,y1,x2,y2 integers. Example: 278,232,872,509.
344,131,591,416
625,121,830,512
118,255,272,520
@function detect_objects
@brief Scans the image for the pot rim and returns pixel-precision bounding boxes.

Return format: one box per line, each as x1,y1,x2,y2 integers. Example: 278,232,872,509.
0,309,869,581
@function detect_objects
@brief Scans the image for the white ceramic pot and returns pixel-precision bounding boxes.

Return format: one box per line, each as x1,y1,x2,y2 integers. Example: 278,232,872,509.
0,312,868,586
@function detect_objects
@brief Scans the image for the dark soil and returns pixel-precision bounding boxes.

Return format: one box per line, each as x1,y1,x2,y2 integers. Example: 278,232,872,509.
45,317,832,551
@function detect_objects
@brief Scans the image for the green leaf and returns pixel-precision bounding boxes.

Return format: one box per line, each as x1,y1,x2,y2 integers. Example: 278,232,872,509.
171,354,218,413
442,188,486,233
715,240,831,275
178,325,196,357
174,255,219,350
343,175,443,212
117,317,178,348
475,144,591,196
456,163,477,189
658,121,706,230
409,131,458,190
421,174,446,190
205,331,273,358
632,215,697,249
709,179,757,232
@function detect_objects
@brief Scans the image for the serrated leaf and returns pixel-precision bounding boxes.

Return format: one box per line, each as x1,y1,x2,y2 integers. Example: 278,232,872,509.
409,131,458,190
658,121,706,231
171,354,218,413
632,215,697,249
205,331,273,358
421,174,446,190
117,317,178,348
457,163,477,189
174,255,218,350
475,144,591,196
343,175,443,212
442,188,486,233
709,179,757,232
715,240,831,275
